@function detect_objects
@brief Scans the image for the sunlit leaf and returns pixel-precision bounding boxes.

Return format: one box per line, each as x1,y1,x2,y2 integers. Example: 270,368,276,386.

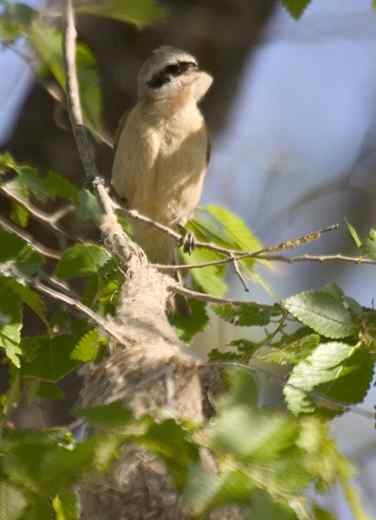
55,243,111,280
283,290,358,339
0,282,23,367
71,328,107,362
75,0,166,27
283,341,365,415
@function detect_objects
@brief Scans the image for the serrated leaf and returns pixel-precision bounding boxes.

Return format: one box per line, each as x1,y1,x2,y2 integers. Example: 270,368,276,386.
283,341,361,415
71,328,107,362
55,244,111,279
282,0,311,19
22,336,81,382
213,302,277,327
75,0,166,27
283,290,358,339
170,299,209,343
256,333,320,366
0,282,23,367
0,482,28,520
75,400,132,428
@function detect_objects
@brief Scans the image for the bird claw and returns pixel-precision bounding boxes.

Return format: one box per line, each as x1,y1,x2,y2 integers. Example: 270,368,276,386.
180,229,196,255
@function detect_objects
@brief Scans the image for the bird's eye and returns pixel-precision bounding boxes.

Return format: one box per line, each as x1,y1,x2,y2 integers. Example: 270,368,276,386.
164,63,181,76
146,60,198,89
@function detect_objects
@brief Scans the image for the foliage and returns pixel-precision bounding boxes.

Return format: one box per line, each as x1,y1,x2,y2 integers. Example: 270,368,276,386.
0,1,375,519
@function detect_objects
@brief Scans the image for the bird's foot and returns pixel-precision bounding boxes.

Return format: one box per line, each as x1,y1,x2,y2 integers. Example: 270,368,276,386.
179,226,196,255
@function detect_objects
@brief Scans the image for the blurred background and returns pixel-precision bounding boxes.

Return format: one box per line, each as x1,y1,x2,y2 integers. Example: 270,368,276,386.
1,0,376,517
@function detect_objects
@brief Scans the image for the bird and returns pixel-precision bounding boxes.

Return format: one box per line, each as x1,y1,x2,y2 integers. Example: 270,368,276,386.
111,46,213,267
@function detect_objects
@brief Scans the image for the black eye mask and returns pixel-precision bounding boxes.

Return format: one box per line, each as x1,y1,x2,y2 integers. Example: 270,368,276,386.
147,61,197,89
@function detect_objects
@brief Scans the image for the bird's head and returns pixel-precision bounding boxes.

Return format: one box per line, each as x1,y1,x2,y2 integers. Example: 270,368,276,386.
137,46,213,106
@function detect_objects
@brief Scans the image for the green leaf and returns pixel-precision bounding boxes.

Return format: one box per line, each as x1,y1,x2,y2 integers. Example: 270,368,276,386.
75,189,102,223
75,0,166,27
283,341,361,415
282,0,311,19
10,202,29,228
0,2,36,43
170,299,209,342
214,302,278,327
55,244,111,280
205,205,263,253
139,418,199,489
22,336,81,382
75,400,132,429
2,276,48,327
184,465,255,515
0,482,28,520
345,219,362,248
53,490,80,520
0,282,23,367
192,205,269,289
250,489,297,520
256,333,320,366
283,290,358,339
37,382,64,401
30,22,103,137
181,247,227,297
42,171,80,204
361,228,376,260
210,405,298,461
71,329,107,362
0,228,27,262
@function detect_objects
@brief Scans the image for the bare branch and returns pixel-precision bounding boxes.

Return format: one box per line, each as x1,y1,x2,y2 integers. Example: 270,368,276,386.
0,184,76,242
33,278,126,345
63,0,99,181
172,284,274,308
0,214,61,260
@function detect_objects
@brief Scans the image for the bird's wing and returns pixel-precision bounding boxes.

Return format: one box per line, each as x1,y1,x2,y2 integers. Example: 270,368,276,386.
111,106,159,208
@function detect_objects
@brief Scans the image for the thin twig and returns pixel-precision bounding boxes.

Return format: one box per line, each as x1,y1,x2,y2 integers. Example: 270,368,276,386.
33,279,126,345
172,284,274,308
0,184,76,242
229,252,249,292
63,0,99,181
254,253,376,266
0,215,61,260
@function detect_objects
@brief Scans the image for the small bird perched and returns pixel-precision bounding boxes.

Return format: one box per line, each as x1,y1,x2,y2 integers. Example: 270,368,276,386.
111,46,213,266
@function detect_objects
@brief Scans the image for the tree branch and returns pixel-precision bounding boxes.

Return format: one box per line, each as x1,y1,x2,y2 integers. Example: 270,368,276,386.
0,214,61,260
